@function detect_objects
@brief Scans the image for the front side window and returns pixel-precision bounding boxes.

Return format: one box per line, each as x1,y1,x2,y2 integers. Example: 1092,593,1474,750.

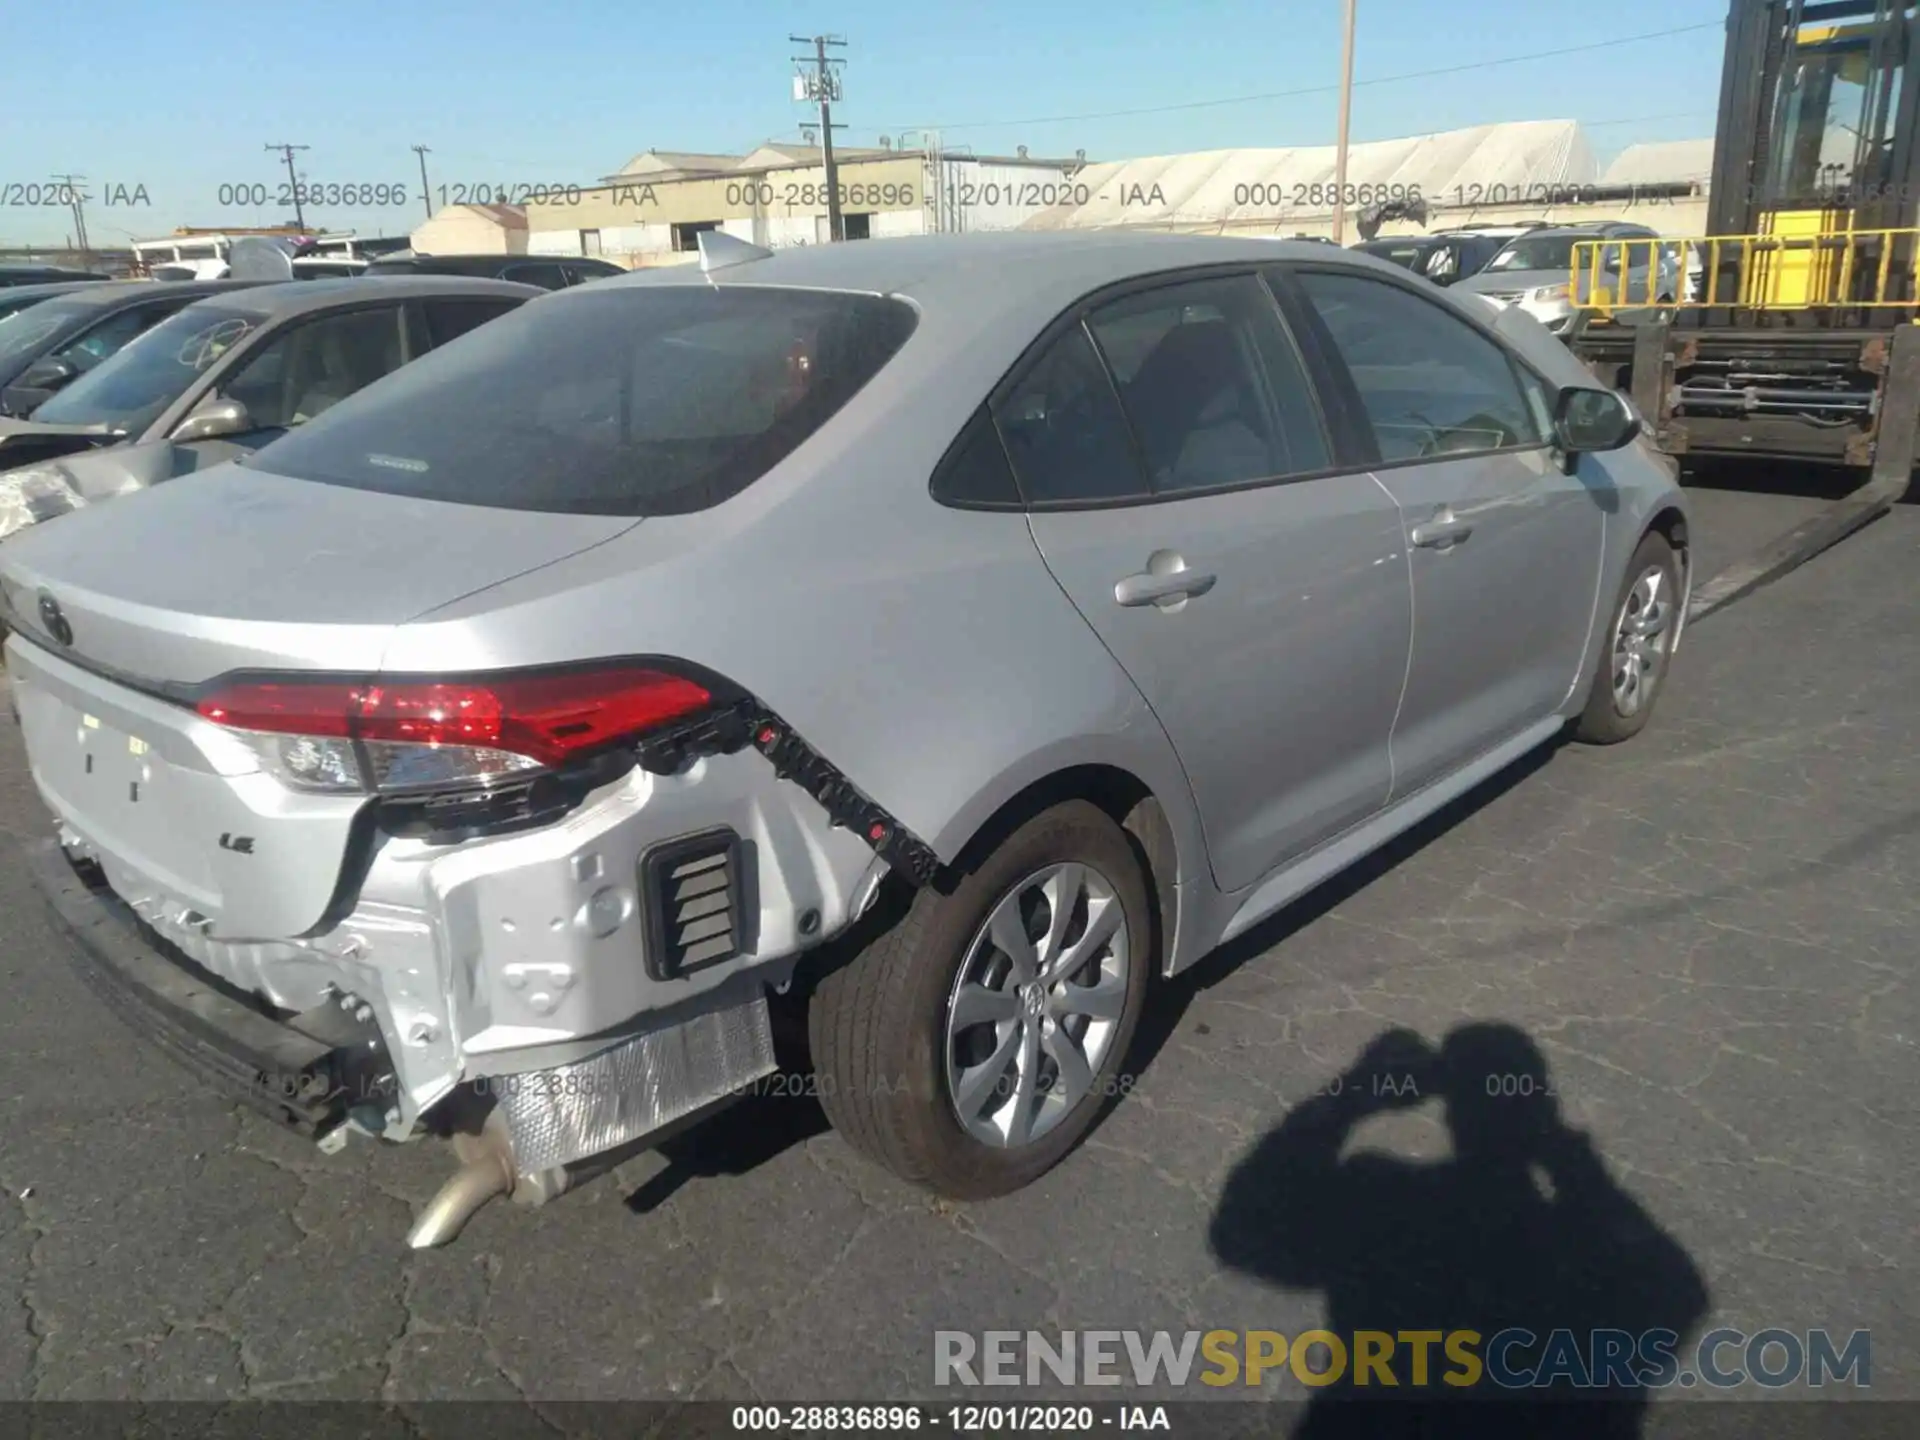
55,302,180,373
1295,271,1545,463
219,306,406,431
247,286,918,516
1088,273,1329,492
994,325,1145,505
31,305,263,432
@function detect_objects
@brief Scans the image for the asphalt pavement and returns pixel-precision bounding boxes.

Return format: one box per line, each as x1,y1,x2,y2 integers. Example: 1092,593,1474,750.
0,491,1913,1424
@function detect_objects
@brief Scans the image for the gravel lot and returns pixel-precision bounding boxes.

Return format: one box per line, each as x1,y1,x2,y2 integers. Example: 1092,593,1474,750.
0,489,1912,1429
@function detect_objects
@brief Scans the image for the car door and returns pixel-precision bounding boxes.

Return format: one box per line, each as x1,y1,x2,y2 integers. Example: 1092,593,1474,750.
1285,267,1606,800
1011,270,1413,892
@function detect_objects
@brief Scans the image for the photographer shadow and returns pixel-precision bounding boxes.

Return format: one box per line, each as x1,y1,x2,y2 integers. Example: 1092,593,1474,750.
1208,1023,1710,1439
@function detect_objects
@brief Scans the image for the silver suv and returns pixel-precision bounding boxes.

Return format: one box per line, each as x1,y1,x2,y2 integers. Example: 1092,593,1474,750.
2,233,1691,1246
1455,224,1681,332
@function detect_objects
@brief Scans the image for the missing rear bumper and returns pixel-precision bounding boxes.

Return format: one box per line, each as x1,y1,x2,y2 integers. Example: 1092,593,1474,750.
25,837,394,1139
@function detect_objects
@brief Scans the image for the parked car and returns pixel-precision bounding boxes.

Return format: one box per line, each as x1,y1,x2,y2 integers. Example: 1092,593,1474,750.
0,281,268,419
0,232,1691,1248
1453,223,1680,333
0,263,110,287
365,252,625,289
0,279,110,324
1351,232,1503,285
0,277,538,539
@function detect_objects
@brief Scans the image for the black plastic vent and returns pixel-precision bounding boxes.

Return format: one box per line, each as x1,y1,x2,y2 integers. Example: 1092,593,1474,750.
641,830,756,981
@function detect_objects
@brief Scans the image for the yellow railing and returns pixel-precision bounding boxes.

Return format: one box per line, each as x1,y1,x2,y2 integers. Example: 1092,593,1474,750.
1570,228,1920,315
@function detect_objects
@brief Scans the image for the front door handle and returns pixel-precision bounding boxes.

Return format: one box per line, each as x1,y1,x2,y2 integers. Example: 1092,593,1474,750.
1114,568,1216,608
1410,511,1475,549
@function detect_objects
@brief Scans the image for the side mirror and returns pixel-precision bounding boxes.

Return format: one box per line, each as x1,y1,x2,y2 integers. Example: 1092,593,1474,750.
1554,387,1640,454
169,395,253,444
17,356,77,393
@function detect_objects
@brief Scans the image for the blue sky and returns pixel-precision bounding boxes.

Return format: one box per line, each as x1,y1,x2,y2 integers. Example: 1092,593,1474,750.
2,0,1728,247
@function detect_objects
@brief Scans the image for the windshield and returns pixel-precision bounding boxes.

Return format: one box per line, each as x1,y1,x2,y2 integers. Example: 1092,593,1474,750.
1484,236,1580,273
32,306,262,433
0,297,93,366
248,286,919,516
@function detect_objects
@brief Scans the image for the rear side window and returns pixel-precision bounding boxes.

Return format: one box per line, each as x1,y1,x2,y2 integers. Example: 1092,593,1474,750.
421,297,521,347
994,325,1145,505
931,407,1021,507
247,286,918,516
500,261,569,290
1293,271,1545,463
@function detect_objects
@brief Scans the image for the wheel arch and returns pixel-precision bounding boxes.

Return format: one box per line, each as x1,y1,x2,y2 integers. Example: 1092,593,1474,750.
935,760,1198,979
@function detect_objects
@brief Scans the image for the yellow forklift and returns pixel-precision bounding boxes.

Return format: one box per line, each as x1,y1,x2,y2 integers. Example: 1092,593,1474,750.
1568,0,1920,506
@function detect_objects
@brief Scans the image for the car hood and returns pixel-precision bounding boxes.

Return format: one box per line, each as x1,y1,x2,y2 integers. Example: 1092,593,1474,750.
0,462,642,683
0,414,121,467
1457,268,1564,295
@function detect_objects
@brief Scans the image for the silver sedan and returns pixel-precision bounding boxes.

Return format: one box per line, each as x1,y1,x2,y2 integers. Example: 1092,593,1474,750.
0,231,1691,1245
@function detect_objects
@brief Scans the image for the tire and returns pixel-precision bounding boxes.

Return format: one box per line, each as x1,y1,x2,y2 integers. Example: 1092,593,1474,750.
1575,530,1681,744
807,800,1152,1198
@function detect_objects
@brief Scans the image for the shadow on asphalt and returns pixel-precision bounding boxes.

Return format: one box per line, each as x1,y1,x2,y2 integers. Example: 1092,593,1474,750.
1684,455,1920,505
1207,1020,1710,1438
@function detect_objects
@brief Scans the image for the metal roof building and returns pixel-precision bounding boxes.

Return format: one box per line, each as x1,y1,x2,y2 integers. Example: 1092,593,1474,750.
1018,120,1596,234
1599,139,1716,188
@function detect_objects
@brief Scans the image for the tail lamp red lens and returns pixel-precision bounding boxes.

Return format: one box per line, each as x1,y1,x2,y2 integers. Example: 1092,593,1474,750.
196,667,713,770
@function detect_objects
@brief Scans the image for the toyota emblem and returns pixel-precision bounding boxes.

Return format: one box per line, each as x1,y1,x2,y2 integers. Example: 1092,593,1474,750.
37,592,73,648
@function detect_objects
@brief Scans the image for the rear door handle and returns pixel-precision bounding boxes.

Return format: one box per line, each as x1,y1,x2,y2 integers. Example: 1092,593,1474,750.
1114,569,1216,607
1410,512,1474,549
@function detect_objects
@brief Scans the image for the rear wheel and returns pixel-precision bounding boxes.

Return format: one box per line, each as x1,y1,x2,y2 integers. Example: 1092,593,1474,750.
807,801,1151,1197
1575,530,1681,744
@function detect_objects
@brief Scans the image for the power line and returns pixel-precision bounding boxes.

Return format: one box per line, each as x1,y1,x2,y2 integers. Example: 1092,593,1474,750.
887,20,1724,134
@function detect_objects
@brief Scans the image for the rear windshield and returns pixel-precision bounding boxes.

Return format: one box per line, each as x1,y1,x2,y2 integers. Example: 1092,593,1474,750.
247,285,918,515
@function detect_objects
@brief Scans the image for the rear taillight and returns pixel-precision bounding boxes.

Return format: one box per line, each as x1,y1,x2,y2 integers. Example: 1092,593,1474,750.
196,666,712,795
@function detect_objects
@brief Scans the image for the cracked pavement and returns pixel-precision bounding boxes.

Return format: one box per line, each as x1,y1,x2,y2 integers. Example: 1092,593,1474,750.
0,491,1913,1410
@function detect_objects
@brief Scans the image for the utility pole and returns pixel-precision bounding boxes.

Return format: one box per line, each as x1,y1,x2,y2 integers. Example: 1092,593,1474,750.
790,34,848,241
266,142,311,230
1330,0,1357,245
412,145,435,220
50,174,90,263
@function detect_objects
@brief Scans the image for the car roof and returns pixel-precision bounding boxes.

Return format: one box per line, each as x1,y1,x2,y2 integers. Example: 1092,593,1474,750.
171,274,542,319
370,253,592,267
0,264,106,279
51,279,273,310
0,280,112,302
589,231,1412,317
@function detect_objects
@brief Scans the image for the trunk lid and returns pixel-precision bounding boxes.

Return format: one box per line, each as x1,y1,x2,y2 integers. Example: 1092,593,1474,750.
0,461,638,680
2,465,640,940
